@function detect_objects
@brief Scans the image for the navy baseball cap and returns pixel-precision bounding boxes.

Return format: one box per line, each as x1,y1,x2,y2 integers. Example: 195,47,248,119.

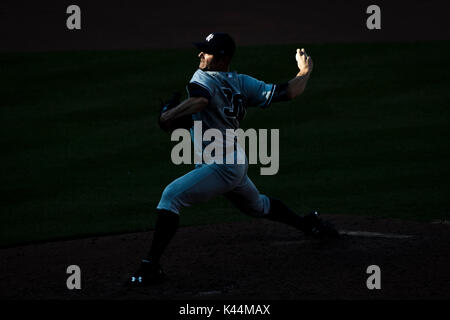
193,32,236,57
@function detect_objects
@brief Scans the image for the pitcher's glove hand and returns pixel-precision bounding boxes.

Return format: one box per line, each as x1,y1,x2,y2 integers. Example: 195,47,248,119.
158,92,193,133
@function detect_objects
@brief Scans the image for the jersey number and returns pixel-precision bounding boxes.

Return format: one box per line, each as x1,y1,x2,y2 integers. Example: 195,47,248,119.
222,88,246,121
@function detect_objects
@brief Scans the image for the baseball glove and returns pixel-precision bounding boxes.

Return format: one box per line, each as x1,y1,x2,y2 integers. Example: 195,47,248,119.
158,92,193,133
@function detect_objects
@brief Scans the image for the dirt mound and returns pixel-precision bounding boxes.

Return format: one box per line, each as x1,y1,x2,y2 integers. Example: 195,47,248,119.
1,215,449,300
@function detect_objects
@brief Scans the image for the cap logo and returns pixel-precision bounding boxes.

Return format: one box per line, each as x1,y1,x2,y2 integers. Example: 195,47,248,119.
206,34,214,42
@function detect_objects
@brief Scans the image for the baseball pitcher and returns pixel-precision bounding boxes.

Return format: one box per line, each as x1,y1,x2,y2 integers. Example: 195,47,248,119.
128,32,338,287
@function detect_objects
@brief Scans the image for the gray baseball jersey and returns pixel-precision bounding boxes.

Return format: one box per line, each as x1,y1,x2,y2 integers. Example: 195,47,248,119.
157,69,274,216
189,69,276,132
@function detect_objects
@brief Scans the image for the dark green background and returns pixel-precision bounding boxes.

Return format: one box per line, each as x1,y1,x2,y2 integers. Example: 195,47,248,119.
1,42,449,247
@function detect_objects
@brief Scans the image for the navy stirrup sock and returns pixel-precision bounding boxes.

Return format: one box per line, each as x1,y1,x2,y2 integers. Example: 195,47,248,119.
146,209,180,264
265,197,305,231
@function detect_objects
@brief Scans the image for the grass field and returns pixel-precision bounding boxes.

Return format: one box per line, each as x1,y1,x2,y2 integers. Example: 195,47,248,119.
1,42,449,247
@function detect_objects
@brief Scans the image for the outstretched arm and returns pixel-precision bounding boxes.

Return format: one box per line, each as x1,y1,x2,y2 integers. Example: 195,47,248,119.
272,48,314,102
287,48,314,99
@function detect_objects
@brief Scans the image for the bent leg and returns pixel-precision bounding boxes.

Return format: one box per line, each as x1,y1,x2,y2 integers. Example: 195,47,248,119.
157,163,246,214
139,164,245,274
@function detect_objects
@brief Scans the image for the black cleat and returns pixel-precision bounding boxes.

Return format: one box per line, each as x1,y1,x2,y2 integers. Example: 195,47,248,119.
302,211,340,239
127,260,168,287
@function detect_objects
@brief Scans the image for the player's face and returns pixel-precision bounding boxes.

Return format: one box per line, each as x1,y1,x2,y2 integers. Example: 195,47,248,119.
198,52,215,71
198,52,229,71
